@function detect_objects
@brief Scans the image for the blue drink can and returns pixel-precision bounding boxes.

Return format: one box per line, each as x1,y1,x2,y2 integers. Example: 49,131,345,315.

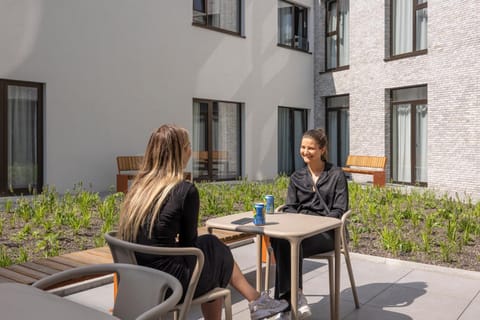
253,203,265,225
265,195,274,214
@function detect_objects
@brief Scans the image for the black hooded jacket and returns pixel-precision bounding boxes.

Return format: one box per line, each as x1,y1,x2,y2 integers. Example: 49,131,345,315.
283,162,348,219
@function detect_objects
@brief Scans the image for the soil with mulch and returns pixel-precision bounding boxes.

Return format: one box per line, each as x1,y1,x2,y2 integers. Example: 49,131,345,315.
1,212,479,272
350,232,480,272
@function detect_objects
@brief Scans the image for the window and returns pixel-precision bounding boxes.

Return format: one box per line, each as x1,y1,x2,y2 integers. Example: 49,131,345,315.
391,85,427,185
278,107,308,175
326,0,349,70
193,0,241,34
278,0,309,51
0,79,43,195
192,99,242,181
391,0,427,57
326,95,349,167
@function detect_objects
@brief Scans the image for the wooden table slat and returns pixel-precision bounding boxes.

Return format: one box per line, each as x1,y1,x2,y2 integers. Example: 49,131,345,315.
0,275,14,283
47,256,88,268
33,259,78,271
62,251,113,265
6,264,49,280
0,268,37,284
21,261,65,275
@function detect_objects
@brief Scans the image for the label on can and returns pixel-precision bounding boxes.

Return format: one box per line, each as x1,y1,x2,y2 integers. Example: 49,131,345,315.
265,195,274,214
253,203,265,225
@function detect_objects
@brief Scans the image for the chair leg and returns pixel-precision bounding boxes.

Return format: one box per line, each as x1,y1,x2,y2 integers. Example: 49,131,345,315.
343,248,360,308
327,256,335,320
265,246,273,293
224,291,233,320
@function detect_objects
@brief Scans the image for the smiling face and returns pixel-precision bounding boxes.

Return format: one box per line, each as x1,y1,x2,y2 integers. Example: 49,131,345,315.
300,137,326,165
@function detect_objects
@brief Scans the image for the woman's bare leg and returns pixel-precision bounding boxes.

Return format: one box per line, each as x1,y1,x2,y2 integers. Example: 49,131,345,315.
229,262,260,302
201,262,261,319
201,298,223,320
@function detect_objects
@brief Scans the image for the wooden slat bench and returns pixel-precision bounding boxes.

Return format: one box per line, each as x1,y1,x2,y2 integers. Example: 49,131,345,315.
116,155,144,193
342,155,387,187
0,227,254,292
116,155,192,193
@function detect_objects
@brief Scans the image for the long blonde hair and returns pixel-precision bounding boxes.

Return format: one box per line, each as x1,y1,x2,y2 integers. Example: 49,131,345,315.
118,124,190,241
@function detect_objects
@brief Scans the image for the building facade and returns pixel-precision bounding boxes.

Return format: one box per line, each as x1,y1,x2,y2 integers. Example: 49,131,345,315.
0,0,314,194
1,0,479,201
314,0,480,201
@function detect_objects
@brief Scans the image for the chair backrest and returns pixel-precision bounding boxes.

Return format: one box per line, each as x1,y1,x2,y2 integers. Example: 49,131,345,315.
32,263,182,320
104,231,204,320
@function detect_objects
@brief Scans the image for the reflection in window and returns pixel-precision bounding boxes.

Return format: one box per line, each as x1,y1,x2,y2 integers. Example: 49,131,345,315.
391,85,428,185
192,99,242,181
326,0,349,70
193,0,241,34
392,0,427,56
278,0,309,51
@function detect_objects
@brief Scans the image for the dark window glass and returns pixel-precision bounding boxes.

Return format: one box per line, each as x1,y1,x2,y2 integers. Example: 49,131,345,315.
0,79,44,195
391,85,427,185
278,1,309,51
326,95,349,167
391,0,427,57
326,0,349,70
193,99,242,181
193,0,241,34
278,107,308,175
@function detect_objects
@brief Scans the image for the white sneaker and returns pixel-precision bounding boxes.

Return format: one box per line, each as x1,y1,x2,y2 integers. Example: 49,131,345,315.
297,292,312,319
249,292,289,320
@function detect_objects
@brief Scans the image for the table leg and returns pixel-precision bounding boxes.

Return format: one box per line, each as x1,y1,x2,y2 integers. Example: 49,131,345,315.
290,239,300,320
256,235,262,292
334,227,341,320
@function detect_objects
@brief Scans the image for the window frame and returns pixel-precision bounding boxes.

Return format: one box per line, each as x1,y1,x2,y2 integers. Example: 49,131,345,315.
192,0,243,37
325,94,350,167
325,0,349,72
390,84,428,186
277,0,310,53
0,79,44,196
277,106,308,176
192,98,243,182
388,0,428,60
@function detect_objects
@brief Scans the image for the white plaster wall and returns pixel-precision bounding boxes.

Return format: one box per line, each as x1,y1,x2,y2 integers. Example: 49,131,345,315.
0,0,314,192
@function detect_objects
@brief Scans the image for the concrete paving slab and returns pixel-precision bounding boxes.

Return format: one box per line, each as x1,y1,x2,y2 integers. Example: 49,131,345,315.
65,242,480,320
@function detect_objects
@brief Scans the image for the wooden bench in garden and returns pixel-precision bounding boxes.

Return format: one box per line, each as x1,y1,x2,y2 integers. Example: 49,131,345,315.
0,227,253,291
342,155,387,187
116,155,192,193
116,155,144,193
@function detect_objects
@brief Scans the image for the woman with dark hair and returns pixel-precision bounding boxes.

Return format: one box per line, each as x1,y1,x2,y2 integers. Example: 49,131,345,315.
118,124,287,320
271,128,349,320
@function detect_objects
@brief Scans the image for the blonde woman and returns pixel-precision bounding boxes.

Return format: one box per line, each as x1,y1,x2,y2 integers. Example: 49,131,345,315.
118,124,287,320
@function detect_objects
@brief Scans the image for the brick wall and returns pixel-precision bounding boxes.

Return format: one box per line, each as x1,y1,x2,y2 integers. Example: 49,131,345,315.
314,0,480,201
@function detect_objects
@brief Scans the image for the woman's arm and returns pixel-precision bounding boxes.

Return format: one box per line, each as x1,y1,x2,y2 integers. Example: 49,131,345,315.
328,171,349,218
283,179,300,213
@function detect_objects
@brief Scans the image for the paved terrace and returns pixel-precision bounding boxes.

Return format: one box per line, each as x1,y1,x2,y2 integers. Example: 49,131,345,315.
67,240,480,320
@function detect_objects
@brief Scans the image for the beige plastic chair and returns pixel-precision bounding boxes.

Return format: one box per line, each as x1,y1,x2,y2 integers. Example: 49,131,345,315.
105,232,232,320
266,207,360,311
33,263,183,320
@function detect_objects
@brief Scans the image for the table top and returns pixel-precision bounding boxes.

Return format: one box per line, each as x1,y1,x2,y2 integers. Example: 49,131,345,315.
0,283,119,320
206,211,341,241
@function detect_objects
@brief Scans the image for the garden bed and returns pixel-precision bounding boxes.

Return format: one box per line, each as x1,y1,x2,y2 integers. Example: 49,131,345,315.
1,178,479,272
